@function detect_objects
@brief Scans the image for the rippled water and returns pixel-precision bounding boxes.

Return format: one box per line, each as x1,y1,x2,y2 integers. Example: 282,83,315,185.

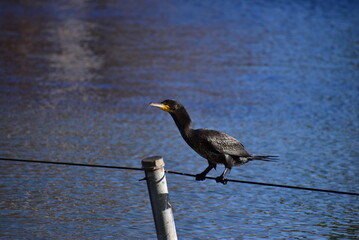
1,0,358,239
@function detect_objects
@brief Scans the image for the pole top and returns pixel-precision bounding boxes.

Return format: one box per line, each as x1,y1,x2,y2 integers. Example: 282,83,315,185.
142,156,165,170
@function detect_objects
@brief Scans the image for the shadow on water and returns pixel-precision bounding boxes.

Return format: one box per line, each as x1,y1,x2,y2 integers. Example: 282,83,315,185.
1,0,358,239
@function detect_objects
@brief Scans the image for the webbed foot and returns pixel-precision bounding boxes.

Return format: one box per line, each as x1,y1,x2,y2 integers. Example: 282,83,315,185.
195,173,206,181
215,176,228,185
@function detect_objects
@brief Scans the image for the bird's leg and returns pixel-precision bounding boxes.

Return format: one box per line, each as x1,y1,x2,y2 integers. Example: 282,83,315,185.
195,163,216,181
216,168,230,185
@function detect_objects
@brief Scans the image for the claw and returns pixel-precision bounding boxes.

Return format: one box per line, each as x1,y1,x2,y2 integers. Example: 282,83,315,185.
215,176,228,185
195,173,206,181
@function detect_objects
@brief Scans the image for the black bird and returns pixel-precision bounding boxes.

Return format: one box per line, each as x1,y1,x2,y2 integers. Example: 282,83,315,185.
150,99,276,184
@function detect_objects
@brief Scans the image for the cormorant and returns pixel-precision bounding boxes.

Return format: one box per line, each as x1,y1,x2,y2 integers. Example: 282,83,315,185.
150,99,276,185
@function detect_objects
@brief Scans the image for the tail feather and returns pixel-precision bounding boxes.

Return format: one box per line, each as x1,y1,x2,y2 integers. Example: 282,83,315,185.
251,155,278,161
234,155,278,165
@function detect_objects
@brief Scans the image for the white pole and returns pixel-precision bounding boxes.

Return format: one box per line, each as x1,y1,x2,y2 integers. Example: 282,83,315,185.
142,156,178,240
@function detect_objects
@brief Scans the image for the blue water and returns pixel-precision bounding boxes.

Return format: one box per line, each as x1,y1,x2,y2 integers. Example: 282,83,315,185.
1,0,358,239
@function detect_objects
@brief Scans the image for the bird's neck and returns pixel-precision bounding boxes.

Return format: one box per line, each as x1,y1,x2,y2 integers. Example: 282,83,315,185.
170,107,193,140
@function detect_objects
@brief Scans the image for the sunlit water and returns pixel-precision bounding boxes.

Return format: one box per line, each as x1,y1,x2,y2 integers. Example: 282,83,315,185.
1,0,358,239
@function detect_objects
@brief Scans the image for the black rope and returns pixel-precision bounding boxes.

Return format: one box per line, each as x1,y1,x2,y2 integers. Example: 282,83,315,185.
166,170,359,196
1,157,358,196
0,157,143,171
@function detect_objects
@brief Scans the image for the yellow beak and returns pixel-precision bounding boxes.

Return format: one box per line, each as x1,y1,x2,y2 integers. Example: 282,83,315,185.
149,103,171,112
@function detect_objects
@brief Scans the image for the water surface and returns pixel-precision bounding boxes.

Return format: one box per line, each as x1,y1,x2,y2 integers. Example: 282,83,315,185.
1,0,358,239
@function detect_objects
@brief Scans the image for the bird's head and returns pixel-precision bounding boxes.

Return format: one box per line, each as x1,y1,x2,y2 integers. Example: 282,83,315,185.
149,99,183,113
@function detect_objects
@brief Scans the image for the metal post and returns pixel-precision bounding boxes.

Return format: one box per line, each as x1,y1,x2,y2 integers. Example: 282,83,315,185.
142,156,177,240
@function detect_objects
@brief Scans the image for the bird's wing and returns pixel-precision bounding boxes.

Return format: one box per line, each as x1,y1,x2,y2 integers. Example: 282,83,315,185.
194,129,251,157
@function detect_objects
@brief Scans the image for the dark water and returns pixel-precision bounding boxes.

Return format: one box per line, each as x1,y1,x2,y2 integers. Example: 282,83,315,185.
1,0,358,239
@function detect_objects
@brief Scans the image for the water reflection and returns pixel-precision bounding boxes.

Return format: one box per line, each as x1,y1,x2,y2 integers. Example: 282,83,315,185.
47,16,103,86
